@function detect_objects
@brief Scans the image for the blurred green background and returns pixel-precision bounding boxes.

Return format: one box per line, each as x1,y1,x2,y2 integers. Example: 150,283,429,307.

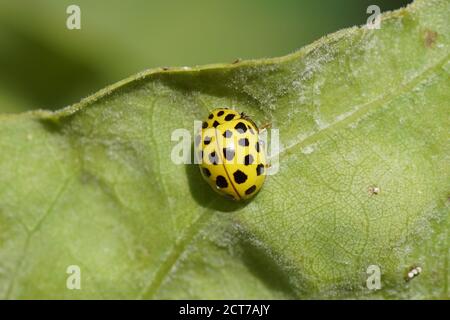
0,0,411,113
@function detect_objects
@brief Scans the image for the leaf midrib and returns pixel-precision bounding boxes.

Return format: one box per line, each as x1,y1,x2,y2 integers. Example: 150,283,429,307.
138,198,218,299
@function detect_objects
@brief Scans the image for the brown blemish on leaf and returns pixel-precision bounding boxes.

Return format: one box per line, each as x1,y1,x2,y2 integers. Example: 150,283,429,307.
424,30,438,48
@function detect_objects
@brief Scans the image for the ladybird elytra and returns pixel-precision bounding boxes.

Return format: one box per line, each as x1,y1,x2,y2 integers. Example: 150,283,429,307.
196,108,267,201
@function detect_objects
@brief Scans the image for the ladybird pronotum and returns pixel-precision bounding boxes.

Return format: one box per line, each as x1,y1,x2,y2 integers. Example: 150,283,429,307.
196,108,267,201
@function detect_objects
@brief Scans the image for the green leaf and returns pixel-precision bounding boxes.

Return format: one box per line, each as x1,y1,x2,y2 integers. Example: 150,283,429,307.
0,0,448,299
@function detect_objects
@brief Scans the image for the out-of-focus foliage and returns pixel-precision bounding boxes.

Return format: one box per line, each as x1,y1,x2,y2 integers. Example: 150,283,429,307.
0,0,411,113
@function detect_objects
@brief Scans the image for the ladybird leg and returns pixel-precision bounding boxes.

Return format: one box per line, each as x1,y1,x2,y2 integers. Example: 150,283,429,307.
258,122,272,133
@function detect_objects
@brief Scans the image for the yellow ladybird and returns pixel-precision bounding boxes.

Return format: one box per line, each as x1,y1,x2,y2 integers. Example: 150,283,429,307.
196,108,267,201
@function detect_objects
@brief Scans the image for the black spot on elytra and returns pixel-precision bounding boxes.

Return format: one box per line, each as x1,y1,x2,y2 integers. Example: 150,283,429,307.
212,120,220,128
233,170,247,184
235,122,247,133
209,151,218,165
202,122,208,129
256,164,264,176
204,136,212,145
255,141,260,152
244,154,254,165
208,114,213,119
202,167,211,177
216,175,228,188
223,130,233,138
238,138,249,146
225,114,235,121
195,135,201,146
245,185,256,195
217,110,224,116
223,148,235,161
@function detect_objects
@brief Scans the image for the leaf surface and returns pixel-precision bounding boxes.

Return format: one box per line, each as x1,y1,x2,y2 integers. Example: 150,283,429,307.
0,0,448,299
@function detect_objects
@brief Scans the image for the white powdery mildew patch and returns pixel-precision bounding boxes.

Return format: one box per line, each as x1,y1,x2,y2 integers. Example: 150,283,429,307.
301,144,315,155
441,59,450,74
270,131,307,160
312,77,325,99
314,115,330,130
300,43,337,82
228,64,286,111
289,41,341,109
334,108,359,124
206,215,239,246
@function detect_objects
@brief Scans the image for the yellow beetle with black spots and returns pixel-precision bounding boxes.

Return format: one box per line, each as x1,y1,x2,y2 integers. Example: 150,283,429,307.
195,108,267,201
